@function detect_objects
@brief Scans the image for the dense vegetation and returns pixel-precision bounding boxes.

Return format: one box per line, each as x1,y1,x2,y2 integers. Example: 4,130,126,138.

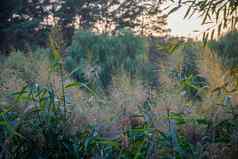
65,30,149,90
1,0,238,158
1,30,238,158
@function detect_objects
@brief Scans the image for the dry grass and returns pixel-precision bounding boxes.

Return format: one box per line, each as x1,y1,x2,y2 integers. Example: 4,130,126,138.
198,47,226,93
68,73,150,123
197,47,237,115
0,50,64,111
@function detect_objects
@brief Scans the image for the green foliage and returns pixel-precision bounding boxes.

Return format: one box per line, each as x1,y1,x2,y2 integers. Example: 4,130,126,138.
170,43,207,101
0,0,52,51
1,25,238,159
179,44,199,77
0,68,238,158
65,30,149,90
209,31,238,69
156,37,184,54
0,82,219,159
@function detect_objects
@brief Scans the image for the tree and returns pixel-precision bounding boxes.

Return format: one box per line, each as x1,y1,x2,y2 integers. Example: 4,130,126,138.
54,0,108,43
135,10,170,36
0,0,53,52
109,0,169,36
0,0,169,52
55,0,169,36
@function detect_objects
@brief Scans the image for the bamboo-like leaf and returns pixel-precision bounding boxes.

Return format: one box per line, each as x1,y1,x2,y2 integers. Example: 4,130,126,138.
64,82,80,89
168,5,182,15
218,23,222,37
184,2,194,19
69,66,82,77
210,29,215,40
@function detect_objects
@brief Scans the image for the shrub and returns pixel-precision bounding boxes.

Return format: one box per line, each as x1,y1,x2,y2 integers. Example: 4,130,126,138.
65,30,149,90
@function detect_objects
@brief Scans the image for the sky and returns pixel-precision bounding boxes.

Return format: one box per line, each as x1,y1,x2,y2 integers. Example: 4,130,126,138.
167,6,205,38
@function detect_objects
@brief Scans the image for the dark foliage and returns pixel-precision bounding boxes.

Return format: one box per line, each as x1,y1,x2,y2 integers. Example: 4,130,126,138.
0,0,168,53
209,31,238,69
65,30,150,90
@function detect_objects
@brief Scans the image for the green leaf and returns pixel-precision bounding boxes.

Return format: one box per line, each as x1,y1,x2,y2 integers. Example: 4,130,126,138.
96,138,120,149
64,82,80,89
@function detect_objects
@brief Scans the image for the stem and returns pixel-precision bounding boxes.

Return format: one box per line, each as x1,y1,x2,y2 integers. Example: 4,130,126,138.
167,108,176,159
59,61,66,114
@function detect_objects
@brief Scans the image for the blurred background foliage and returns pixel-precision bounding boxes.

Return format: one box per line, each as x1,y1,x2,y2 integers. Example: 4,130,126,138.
65,30,148,90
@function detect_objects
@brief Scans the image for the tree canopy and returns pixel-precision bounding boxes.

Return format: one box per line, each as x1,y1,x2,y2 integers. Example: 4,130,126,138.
0,0,169,53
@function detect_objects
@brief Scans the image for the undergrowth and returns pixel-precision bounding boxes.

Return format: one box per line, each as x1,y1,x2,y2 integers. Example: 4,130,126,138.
1,30,238,159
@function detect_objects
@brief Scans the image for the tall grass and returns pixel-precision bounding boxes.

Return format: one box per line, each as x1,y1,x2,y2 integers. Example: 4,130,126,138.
1,31,238,159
